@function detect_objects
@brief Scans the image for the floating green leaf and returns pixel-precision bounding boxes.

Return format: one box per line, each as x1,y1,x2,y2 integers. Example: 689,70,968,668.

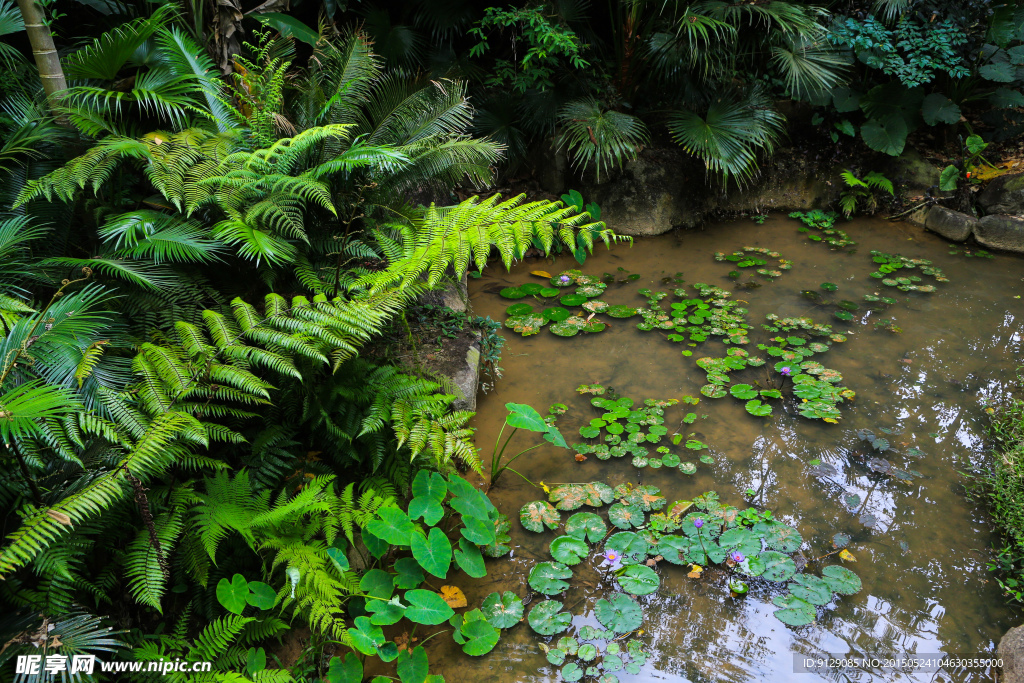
561,662,584,682
730,384,758,400
606,305,638,318
608,503,644,529
821,565,862,595
789,574,833,605
759,551,797,582
617,564,660,595
773,593,817,626
528,562,573,595
760,522,803,552
520,500,561,532
745,399,772,417
481,591,524,629
550,536,589,565
565,512,607,542
460,611,501,655
528,600,573,635
506,303,533,316
499,287,527,299
606,532,649,565
594,594,643,633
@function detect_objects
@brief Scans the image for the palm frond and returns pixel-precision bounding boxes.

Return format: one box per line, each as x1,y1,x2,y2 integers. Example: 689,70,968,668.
557,97,649,180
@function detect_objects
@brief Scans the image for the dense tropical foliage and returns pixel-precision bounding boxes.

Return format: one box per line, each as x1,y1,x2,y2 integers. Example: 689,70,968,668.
0,0,1021,679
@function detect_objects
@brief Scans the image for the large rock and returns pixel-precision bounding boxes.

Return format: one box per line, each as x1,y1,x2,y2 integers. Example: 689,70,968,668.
975,214,1024,252
979,173,1024,216
924,206,976,241
893,147,941,194
999,624,1024,683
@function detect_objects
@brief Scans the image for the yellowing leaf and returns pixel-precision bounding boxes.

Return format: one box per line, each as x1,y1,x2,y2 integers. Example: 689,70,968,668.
687,564,704,579
839,549,857,562
46,509,72,526
440,585,467,609
531,270,552,278
539,481,550,494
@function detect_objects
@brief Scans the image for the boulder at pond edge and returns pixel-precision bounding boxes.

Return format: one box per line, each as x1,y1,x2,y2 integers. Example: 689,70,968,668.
974,214,1024,253
999,624,1024,683
924,206,976,242
978,172,1024,216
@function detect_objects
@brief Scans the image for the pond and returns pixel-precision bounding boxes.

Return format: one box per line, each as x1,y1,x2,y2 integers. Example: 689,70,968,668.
430,213,1024,683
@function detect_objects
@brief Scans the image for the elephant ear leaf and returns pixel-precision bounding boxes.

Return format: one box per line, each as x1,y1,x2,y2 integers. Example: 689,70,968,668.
505,403,548,431
216,574,249,614
860,116,907,156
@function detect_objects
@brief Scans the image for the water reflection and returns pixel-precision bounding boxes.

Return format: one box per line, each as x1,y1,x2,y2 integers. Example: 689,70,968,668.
429,215,1022,683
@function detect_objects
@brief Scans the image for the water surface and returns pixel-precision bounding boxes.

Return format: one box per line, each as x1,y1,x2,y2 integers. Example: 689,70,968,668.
433,215,1024,683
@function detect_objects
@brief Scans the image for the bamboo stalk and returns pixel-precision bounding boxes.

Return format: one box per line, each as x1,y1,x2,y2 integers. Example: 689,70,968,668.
15,0,67,108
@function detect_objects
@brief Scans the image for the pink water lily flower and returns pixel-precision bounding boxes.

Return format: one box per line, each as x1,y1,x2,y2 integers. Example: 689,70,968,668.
730,551,745,563
780,366,792,376
560,275,571,283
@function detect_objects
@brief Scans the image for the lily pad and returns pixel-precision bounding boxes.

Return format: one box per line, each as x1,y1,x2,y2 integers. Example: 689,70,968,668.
499,287,527,299
606,305,638,318
679,462,697,474
528,600,572,635
730,384,758,400
821,565,862,595
700,384,728,398
773,593,816,626
542,306,572,322
745,399,772,417
550,536,590,566
520,500,560,533
560,294,587,307
506,303,533,315
662,453,681,467
561,662,584,682
760,522,803,552
565,512,607,543
549,484,587,510
608,503,644,529
549,321,580,337
594,594,643,633
759,551,797,582
528,562,572,595
617,564,660,595
539,287,560,297
605,532,650,565
789,574,833,605
481,591,524,629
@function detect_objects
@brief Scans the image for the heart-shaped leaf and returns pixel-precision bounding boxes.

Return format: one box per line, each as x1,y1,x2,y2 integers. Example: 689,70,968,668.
397,645,428,683
594,594,643,633
565,512,607,542
460,611,500,655
505,402,548,431
528,561,572,594
359,569,395,600
789,574,833,605
411,527,451,579
454,538,486,578
481,591,524,629
367,507,417,547
326,653,362,683
821,565,862,595
608,503,644,530
528,600,573,635
216,574,249,614
347,616,385,655
758,551,797,582
520,500,560,532
404,589,455,625
408,496,444,527
394,557,425,590
616,564,660,595
246,581,277,610
606,532,649,565
773,593,816,626
550,535,589,565
412,470,447,503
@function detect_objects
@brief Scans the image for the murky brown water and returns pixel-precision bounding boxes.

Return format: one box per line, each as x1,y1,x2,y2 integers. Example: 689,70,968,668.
432,215,1024,683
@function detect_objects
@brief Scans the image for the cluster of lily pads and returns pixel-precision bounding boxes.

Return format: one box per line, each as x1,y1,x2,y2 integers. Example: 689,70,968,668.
520,487,862,634
789,210,856,248
868,251,948,292
570,384,712,476
714,246,793,280
635,282,750,348
500,270,638,337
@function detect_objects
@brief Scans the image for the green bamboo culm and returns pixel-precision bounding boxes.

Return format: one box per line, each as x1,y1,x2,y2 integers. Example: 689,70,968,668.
14,0,67,106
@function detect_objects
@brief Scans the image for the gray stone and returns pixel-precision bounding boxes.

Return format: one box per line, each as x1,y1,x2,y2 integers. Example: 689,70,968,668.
975,214,1024,253
924,206,976,242
893,147,941,194
979,172,1024,216
999,624,1024,683
451,331,481,413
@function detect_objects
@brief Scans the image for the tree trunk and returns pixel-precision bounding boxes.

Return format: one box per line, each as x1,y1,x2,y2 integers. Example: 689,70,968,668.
15,0,67,106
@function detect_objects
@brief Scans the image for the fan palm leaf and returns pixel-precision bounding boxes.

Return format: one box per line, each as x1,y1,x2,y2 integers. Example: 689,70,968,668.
557,97,649,180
